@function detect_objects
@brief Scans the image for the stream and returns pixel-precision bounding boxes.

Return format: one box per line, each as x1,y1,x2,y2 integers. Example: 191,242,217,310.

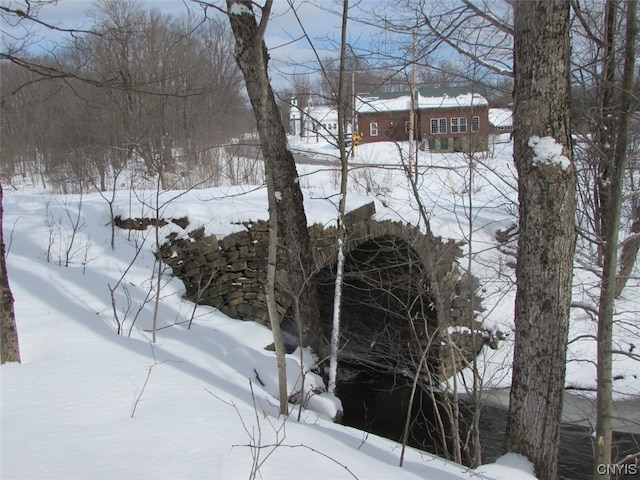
336,368,640,480
479,389,640,479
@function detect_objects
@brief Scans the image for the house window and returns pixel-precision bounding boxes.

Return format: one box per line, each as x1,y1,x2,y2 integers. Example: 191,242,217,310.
440,137,449,150
439,118,447,134
451,117,468,133
431,118,447,134
427,138,436,151
370,122,378,136
471,116,479,132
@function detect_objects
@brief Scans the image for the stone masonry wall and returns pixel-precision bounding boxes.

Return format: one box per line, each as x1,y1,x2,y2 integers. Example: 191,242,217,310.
138,204,489,380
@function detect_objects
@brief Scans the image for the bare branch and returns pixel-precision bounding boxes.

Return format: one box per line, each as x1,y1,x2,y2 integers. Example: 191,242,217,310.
420,12,513,78
461,0,514,36
0,4,97,36
256,0,272,43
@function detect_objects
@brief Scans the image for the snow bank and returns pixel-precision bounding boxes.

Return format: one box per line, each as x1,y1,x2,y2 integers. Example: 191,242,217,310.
476,453,538,479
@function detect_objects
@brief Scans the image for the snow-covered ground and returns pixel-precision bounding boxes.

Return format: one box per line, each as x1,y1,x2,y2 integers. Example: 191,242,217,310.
290,135,640,400
1,135,638,479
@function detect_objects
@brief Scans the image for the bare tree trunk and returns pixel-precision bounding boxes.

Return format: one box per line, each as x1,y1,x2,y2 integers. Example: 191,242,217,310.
594,1,638,477
151,174,162,344
615,207,640,298
265,179,288,415
505,2,576,480
328,0,350,396
611,0,640,299
0,183,21,364
226,0,324,356
465,151,482,468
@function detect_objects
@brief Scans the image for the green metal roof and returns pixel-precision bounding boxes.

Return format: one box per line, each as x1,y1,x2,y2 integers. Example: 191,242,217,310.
359,85,487,100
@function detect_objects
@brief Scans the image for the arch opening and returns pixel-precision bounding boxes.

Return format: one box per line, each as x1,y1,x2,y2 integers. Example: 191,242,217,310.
315,235,440,377
312,235,447,453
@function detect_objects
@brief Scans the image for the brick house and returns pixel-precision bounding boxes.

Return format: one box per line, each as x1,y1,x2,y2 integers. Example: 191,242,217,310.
356,86,491,152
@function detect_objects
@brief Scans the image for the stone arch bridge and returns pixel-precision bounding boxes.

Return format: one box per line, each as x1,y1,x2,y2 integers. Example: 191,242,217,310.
150,203,487,381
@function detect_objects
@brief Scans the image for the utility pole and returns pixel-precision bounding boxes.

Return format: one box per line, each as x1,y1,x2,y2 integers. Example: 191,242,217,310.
346,43,357,137
408,27,418,179
352,68,356,135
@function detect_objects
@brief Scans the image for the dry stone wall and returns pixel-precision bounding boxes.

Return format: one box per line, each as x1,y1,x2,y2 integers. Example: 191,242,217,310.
128,203,489,379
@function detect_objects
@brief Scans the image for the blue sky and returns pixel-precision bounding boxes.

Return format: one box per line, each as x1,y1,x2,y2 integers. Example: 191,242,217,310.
2,0,385,89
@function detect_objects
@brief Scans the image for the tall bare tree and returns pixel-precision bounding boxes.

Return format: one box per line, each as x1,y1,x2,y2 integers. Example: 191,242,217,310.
505,2,576,480
0,183,20,364
224,0,324,358
2,0,247,192
590,1,638,477
327,0,351,397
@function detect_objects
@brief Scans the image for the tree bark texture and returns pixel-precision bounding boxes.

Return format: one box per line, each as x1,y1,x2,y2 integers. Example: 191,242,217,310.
265,184,288,415
0,182,21,364
505,2,576,480
611,0,639,300
226,0,324,356
615,207,640,298
328,0,350,396
594,1,638,476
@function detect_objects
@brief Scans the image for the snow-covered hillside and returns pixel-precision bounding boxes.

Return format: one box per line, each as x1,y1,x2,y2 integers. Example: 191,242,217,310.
1,136,637,479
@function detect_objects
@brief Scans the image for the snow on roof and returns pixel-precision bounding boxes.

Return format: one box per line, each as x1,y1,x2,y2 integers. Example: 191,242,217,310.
419,92,488,109
489,108,513,128
356,95,413,113
305,105,338,122
356,91,488,113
